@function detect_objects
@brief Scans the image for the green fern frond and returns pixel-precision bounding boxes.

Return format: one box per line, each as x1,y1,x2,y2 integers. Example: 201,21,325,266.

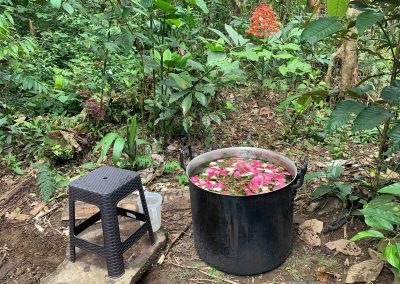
135,154,153,169
36,164,56,202
164,161,181,173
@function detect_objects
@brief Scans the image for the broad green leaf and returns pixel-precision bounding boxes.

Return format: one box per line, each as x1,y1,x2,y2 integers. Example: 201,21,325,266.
389,125,400,142
328,100,365,130
112,136,125,165
170,73,188,90
54,75,65,89
274,53,294,59
328,165,344,178
62,2,74,14
104,42,118,52
362,206,400,231
312,185,335,199
231,50,260,61
347,85,373,96
378,183,400,196
351,230,385,241
195,0,209,13
121,27,134,53
335,182,352,201
225,24,248,46
258,50,272,59
352,105,391,132
208,27,232,46
13,165,25,175
356,10,384,33
386,140,400,155
50,0,62,9
383,244,400,269
94,132,118,162
169,91,186,103
327,0,349,17
277,94,302,109
154,0,175,11
207,52,226,66
202,115,211,128
364,215,393,231
57,95,69,103
304,172,326,181
301,17,344,43
209,113,221,124
366,195,396,208
195,92,207,106
381,86,400,104
181,94,192,115
187,60,205,72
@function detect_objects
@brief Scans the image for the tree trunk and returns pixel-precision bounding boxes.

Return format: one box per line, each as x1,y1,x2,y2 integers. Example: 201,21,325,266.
325,8,360,96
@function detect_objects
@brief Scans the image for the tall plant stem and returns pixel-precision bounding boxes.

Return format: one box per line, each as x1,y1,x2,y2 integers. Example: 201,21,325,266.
260,56,265,91
100,30,111,112
374,34,400,187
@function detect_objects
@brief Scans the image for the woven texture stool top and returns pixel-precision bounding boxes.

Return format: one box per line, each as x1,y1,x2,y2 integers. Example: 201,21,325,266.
69,166,140,195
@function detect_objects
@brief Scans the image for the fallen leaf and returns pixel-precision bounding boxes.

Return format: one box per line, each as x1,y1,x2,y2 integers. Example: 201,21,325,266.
385,169,400,180
299,219,324,233
259,106,274,118
326,239,362,256
345,259,384,283
298,219,324,247
317,266,329,282
317,266,342,282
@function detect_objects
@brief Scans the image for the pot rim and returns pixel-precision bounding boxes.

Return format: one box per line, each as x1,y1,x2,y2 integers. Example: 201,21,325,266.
185,146,298,198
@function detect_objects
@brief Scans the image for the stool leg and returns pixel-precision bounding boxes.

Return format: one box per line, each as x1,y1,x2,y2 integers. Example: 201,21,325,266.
69,198,76,262
101,204,124,278
137,184,155,244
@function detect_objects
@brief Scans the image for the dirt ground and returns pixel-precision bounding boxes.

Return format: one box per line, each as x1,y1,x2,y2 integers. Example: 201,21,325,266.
0,90,397,283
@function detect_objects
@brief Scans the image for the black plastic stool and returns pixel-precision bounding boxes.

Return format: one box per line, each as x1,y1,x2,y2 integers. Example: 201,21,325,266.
68,166,155,278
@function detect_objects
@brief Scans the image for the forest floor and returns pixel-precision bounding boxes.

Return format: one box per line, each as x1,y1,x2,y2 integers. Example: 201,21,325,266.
0,89,396,283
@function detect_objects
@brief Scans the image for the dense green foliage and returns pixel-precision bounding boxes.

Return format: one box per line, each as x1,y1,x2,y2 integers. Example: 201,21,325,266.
1,0,400,275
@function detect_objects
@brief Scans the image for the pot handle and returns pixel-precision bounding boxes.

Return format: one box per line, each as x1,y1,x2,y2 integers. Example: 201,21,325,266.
292,157,308,194
179,145,193,171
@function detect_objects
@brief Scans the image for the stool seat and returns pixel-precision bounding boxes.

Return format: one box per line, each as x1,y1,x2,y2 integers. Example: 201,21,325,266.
68,166,155,278
70,166,140,196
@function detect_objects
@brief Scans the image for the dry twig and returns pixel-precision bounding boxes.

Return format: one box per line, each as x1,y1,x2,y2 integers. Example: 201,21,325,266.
163,221,192,257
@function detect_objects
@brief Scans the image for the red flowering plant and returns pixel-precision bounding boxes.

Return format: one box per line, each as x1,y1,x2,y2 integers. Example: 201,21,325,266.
227,3,282,89
247,3,280,38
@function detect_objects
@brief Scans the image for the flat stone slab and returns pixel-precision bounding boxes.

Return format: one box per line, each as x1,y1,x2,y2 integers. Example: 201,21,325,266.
41,220,167,284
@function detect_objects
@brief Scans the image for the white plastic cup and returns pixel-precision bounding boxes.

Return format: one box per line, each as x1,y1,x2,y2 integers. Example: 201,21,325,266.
137,191,163,232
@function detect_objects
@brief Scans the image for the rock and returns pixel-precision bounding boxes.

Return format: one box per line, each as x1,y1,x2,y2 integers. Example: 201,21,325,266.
41,221,167,284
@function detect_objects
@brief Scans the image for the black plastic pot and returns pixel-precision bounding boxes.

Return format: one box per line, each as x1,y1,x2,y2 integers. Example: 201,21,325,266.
180,146,308,276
